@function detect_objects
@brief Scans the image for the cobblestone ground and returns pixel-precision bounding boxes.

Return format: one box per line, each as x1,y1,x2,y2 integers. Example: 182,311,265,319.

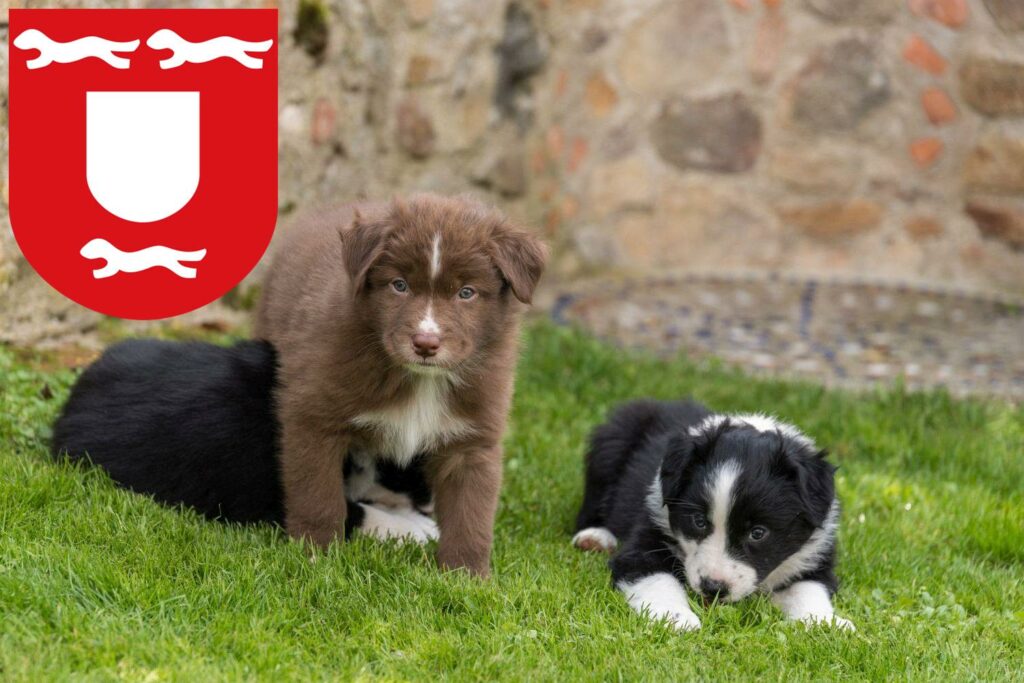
552,274,1024,402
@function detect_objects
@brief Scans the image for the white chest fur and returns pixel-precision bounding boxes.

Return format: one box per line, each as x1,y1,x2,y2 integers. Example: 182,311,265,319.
351,374,473,465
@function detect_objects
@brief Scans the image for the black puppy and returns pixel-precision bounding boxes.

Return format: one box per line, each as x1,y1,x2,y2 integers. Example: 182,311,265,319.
52,339,437,543
573,399,852,631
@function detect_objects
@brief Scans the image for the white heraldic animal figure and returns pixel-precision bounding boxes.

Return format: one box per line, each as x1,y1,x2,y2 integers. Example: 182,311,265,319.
12,29,140,69
80,239,207,279
146,29,273,69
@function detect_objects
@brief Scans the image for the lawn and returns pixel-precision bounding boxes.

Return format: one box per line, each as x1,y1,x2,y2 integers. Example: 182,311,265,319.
1,323,1022,681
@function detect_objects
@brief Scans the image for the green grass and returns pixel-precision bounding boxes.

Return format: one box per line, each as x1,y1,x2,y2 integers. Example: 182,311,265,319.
1,324,1022,681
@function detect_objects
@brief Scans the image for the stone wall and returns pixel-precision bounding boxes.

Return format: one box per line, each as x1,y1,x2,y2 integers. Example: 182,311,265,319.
2,0,1024,341
539,0,1024,292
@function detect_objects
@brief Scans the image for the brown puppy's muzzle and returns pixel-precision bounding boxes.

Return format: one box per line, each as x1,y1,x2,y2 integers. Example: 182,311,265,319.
412,332,441,358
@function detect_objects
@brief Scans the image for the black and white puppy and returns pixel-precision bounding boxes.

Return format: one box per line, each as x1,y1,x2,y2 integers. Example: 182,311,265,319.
573,399,852,631
52,338,438,543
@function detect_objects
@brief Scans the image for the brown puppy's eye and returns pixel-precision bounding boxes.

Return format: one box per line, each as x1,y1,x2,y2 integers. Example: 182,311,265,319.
457,286,476,300
749,526,768,542
391,279,409,293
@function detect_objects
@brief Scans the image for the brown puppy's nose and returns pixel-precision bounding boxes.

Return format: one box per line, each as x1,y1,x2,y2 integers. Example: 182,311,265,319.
412,333,441,358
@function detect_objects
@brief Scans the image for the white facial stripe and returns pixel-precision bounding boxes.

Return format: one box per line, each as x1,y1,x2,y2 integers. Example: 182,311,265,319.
708,460,740,539
429,233,441,281
701,460,740,582
676,460,758,602
418,302,441,334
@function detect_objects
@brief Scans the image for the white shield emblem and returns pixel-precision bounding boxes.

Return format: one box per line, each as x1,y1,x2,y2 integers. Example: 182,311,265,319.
86,91,200,223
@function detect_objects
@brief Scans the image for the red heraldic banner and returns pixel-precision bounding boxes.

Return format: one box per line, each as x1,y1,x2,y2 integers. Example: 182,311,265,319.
8,9,278,319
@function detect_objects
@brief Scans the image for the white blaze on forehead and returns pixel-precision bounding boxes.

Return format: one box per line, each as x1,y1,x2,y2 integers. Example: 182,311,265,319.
429,233,441,281
708,460,741,538
418,302,441,334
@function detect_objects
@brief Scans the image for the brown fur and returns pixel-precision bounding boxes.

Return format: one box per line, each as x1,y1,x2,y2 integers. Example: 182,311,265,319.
254,194,546,577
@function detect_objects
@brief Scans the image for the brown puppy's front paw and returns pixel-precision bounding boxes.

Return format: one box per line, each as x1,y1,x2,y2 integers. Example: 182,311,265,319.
286,517,345,550
437,546,491,578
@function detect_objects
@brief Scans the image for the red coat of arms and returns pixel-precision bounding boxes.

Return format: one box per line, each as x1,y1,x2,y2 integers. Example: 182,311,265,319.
8,9,278,319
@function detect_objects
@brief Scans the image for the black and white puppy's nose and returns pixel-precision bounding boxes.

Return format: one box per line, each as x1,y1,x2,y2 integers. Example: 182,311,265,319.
700,578,729,598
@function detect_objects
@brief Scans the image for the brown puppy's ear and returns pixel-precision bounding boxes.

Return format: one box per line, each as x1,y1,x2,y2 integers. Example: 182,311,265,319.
391,195,415,225
340,209,391,296
489,222,547,304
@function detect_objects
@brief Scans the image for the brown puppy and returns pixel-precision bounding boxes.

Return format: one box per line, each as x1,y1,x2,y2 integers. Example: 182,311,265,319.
254,194,546,577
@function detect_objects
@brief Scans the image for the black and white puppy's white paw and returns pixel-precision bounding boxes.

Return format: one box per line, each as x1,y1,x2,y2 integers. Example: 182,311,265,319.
356,504,439,545
772,580,855,630
575,400,852,633
618,572,701,631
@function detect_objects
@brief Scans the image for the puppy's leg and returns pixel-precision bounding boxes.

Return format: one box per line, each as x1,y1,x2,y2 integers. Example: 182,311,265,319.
573,449,618,553
772,581,854,630
611,527,700,631
430,445,502,578
279,418,348,548
575,403,667,553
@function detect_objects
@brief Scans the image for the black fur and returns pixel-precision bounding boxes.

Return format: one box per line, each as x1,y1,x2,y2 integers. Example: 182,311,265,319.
373,457,432,510
51,339,428,534
576,399,840,599
575,399,713,541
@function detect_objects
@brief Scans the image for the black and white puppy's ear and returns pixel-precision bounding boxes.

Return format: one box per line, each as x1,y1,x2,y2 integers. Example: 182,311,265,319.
772,444,837,526
339,209,392,296
802,450,839,524
660,428,716,500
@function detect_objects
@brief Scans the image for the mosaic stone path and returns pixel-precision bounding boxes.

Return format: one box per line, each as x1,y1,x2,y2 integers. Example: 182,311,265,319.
551,274,1024,401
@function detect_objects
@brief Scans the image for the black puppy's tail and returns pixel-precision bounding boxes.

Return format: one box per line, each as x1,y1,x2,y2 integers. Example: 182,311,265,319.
574,400,669,532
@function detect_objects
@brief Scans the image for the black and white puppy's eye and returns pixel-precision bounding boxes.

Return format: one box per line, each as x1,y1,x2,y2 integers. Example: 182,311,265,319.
692,513,708,530
749,525,768,542
391,279,409,293
457,286,476,300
